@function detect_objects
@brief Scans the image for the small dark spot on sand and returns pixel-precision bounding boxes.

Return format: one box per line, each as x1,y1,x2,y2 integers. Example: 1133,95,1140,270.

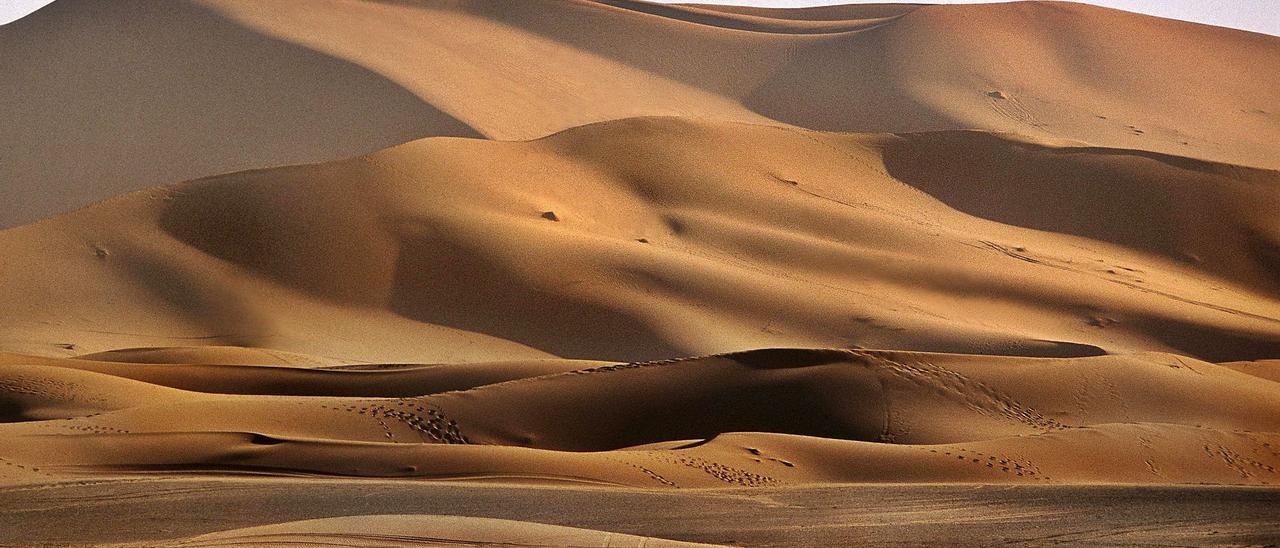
248,434,285,446
1087,316,1117,328
540,211,560,222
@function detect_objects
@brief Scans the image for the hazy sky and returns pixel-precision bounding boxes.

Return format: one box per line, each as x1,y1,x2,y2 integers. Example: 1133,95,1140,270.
1,0,1276,36
667,0,1280,35
1,0,51,25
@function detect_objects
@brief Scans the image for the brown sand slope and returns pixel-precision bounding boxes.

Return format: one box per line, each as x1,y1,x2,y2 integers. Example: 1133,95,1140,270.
1220,359,1280,384
0,347,1277,486
3,0,1277,226
1,118,1276,363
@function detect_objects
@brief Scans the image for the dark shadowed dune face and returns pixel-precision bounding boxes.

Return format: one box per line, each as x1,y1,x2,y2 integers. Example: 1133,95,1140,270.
880,131,1280,294
0,0,478,228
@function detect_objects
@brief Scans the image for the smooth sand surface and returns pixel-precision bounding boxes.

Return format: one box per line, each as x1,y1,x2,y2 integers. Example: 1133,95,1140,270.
2,0,1280,544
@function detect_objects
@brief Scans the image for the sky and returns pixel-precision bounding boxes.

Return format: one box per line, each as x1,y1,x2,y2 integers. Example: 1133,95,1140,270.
665,0,1280,35
1,0,50,25
0,0,1276,36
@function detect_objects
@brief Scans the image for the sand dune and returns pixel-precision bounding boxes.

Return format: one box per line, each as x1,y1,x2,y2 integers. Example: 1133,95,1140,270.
1220,359,1280,383
2,0,1277,226
0,347,1277,487
2,1,1280,542
2,118,1277,363
161,515,716,547
0,351,604,398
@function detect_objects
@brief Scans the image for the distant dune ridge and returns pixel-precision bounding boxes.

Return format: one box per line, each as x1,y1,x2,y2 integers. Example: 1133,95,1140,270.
2,0,1278,227
2,1,1280,544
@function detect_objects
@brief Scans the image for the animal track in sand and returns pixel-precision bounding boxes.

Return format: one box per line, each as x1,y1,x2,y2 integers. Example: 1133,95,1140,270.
0,457,52,479
926,447,1049,481
51,424,130,435
605,455,678,488
318,400,468,444
652,454,781,487
0,375,96,407
986,91,1048,129
977,241,1280,326
857,351,1068,432
1202,442,1278,481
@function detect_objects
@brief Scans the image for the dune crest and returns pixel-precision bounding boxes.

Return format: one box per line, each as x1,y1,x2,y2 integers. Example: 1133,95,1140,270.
2,0,1277,226
163,515,717,547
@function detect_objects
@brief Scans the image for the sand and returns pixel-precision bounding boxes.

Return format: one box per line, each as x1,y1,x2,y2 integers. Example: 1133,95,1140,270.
1,0,1279,545
155,514,717,547
1,347,1278,488
5,480,1280,546
2,117,1278,362
2,0,1278,227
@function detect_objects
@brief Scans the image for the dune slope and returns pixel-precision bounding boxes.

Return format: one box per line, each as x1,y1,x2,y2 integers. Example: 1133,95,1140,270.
0,347,1277,487
165,515,716,547
1,118,1277,363
2,0,1277,226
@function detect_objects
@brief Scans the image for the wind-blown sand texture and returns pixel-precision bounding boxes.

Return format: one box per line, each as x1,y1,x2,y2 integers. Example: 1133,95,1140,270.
2,0,1279,545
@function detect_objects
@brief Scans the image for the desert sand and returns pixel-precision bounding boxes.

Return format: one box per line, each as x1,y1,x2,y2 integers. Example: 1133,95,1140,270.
2,0,1279,545
4,0,1279,228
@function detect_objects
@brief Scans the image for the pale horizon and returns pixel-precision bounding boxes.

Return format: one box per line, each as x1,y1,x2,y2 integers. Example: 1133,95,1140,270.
667,0,1280,36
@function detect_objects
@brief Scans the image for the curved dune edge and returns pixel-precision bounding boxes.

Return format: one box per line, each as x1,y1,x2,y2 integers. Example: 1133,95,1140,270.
576,0,905,34
149,514,717,547
1,347,1277,487
1219,359,1280,384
